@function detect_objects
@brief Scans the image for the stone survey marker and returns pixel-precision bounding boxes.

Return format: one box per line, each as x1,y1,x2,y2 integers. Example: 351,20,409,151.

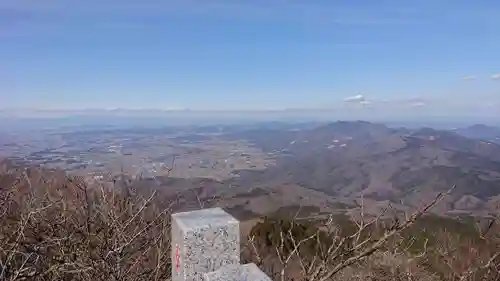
204,263,273,281
171,208,240,281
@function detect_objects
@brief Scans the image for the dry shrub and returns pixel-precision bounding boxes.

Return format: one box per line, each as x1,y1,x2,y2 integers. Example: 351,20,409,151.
0,170,172,281
244,186,500,281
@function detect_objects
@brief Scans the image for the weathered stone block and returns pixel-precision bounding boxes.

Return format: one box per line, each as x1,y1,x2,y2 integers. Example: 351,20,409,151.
172,207,240,281
203,263,272,281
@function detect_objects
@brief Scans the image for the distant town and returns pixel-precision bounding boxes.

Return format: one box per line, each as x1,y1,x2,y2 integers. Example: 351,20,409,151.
0,126,276,183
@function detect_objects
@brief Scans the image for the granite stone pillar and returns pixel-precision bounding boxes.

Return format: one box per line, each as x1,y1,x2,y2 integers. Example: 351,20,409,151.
171,207,240,281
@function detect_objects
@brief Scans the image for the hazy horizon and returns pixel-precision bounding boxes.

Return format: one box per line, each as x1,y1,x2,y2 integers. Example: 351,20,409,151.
1,108,499,132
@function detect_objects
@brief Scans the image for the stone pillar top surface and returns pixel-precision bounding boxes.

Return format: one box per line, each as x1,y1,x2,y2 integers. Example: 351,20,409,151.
172,207,238,232
203,263,272,281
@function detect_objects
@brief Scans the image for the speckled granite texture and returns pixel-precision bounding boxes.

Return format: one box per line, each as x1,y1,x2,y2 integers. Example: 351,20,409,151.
203,263,272,281
172,208,240,281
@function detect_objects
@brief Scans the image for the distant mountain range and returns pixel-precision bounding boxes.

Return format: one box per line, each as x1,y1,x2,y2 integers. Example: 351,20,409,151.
453,124,500,144
1,109,499,129
221,121,500,216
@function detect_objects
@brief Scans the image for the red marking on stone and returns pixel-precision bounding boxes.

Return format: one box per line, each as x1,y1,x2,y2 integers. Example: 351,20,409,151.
175,246,180,272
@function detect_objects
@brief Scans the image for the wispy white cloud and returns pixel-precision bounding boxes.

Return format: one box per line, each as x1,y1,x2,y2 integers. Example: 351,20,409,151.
375,97,427,108
462,75,476,81
343,94,366,103
410,101,426,107
343,96,428,108
492,73,500,80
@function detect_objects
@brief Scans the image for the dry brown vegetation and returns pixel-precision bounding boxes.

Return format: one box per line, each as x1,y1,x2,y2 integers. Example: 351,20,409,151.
241,189,500,281
0,168,172,281
1,167,500,281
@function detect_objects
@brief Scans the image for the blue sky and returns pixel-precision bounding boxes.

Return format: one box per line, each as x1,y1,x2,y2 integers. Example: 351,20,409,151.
1,0,500,117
